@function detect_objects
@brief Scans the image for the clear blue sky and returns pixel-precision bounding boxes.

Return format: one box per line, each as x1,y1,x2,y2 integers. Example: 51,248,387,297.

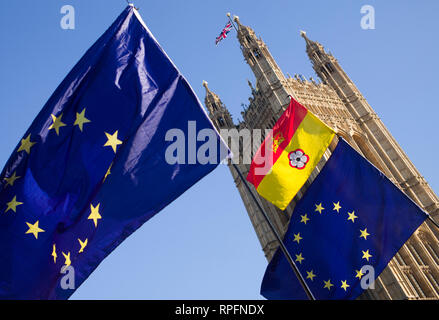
0,0,438,299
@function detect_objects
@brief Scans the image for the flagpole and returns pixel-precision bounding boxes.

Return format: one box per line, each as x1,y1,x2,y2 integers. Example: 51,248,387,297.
226,13,239,33
231,163,316,300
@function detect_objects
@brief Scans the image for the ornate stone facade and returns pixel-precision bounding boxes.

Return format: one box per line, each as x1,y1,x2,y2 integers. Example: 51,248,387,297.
203,17,439,299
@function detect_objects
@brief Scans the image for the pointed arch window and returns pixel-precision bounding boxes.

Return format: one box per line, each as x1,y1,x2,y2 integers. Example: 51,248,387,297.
407,272,426,298
325,62,335,73
426,242,439,265
253,48,262,59
395,252,407,266
426,273,439,296
247,54,256,65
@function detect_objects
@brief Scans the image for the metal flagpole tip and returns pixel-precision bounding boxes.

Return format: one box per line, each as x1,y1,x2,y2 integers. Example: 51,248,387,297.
226,12,231,17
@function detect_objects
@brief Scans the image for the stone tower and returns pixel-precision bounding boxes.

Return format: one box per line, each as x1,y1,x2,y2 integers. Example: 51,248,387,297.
204,17,439,299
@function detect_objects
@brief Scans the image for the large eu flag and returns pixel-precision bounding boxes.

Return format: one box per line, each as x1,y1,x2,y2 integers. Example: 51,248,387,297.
0,6,228,299
261,139,428,300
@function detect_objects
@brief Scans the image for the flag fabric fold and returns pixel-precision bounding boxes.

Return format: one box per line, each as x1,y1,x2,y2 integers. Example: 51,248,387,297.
215,22,233,45
0,6,228,299
260,139,428,300
247,98,335,210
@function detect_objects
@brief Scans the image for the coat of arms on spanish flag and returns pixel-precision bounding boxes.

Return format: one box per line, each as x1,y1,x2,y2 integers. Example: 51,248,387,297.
247,98,335,210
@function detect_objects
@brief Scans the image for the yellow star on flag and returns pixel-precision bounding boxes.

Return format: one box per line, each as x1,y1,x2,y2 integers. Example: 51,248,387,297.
4,171,21,187
341,280,350,291
104,130,123,153
78,238,88,253
347,211,358,223
323,279,334,290
300,214,309,224
295,253,305,264
315,203,324,214
293,232,302,244
62,251,71,267
362,249,372,262
88,203,102,227
360,228,370,240
25,220,45,239
355,269,364,279
74,108,91,132
306,270,316,281
5,195,23,213
18,134,36,154
333,201,341,213
52,244,57,263
48,113,67,135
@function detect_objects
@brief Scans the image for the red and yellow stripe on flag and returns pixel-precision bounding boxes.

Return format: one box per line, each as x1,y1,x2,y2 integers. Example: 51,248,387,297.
247,98,335,210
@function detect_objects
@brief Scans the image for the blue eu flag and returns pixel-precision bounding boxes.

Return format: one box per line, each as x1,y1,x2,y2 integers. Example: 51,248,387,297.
260,138,428,300
0,6,228,299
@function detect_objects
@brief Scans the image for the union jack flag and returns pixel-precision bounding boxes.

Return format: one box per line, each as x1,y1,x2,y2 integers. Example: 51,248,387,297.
215,22,233,45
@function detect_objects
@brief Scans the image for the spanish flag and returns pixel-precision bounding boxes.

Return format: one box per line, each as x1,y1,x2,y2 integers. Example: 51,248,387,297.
247,98,335,210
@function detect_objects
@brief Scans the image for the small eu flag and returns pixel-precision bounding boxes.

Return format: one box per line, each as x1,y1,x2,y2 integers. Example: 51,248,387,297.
0,6,228,299
260,138,428,300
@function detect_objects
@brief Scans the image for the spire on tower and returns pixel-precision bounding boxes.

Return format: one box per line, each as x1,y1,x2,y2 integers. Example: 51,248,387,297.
233,15,242,28
300,30,322,53
231,15,292,112
247,79,256,93
203,80,217,103
233,15,257,43
300,30,312,45
202,80,211,96
202,81,234,129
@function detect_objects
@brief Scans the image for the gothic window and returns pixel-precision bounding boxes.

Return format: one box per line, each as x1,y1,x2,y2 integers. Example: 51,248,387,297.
325,62,335,73
407,273,426,298
320,67,329,78
253,48,262,59
218,116,225,127
426,273,439,295
246,35,252,44
395,252,407,266
247,53,255,65
408,243,426,266
211,102,218,111
426,242,439,265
